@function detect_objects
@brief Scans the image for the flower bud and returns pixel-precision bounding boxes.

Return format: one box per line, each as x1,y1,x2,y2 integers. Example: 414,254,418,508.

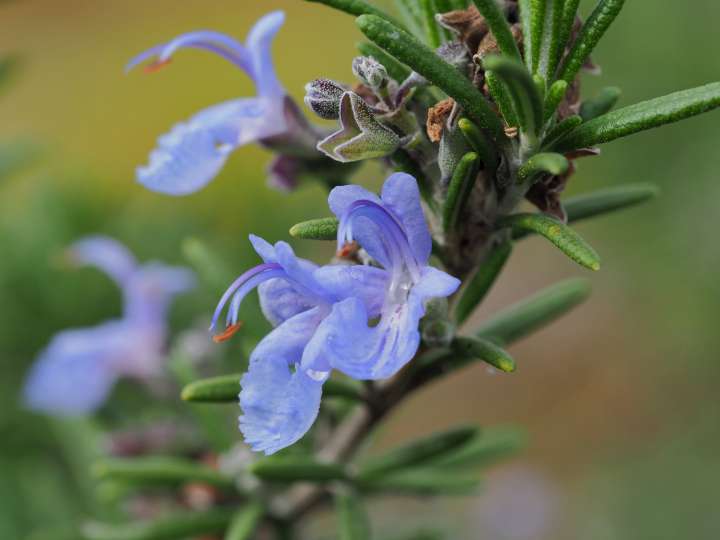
352,56,388,89
304,78,347,120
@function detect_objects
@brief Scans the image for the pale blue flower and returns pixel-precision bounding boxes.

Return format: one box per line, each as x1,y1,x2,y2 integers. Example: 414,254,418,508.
23,236,194,416
213,174,459,455
127,11,289,195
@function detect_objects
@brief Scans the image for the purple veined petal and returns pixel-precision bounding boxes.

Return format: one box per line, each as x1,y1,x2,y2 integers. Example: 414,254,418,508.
240,308,325,455
22,322,130,415
339,200,422,281
313,264,389,317
126,30,253,75
245,10,286,98
258,278,317,327
328,182,381,218
69,236,137,287
210,263,286,331
137,97,286,196
249,234,277,263
412,266,461,300
380,173,433,265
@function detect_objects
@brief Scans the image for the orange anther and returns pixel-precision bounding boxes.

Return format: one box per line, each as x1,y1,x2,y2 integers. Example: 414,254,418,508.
144,58,172,74
212,322,243,343
337,241,359,259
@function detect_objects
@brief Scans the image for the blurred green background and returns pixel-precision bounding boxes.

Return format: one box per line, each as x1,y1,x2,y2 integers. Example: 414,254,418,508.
1,1,719,538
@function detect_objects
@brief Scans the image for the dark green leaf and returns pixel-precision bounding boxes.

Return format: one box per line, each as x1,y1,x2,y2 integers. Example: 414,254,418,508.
455,242,512,325
225,502,264,540
482,55,543,138
498,213,600,270
529,0,547,74
450,336,516,372
486,71,519,127
289,217,339,241
336,492,372,540
305,0,408,31
543,79,568,121
541,114,582,147
82,510,234,540
419,0,441,47
556,0,581,70
359,468,479,496
181,374,239,403
555,82,720,151
91,457,233,489
357,41,412,82
471,0,522,60
358,426,479,479
433,427,526,469
518,0,533,70
357,15,506,140
517,152,569,182
476,277,591,344
457,117,498,170
538,0,565,79
564,183,659,223
250,458,348,483
443,152,479,233
580,86,622,121
558,0,626,84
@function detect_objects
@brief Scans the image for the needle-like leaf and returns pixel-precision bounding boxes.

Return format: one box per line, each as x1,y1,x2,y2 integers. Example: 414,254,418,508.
336,492,372,540
471,0,522,60
564,183,659,223
289,216,340,240
91,457,234,489
486,71,519,127
476,277,591,344
357,15,506,140
554,82,720,151
580,86,622,121
443,152,480,233
305,0,409,31
251,458,348,483
517,152,569,182
225,503,264,540
82,510,234,540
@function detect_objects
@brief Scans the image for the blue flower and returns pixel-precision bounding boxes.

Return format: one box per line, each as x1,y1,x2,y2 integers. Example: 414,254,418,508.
301,172,461,379
23,236,195,416
210,234,386,455
128,11,290,195
213,174,459,455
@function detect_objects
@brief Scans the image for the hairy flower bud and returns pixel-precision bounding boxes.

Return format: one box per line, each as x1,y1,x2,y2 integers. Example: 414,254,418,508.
352,56,388,89
304,78,347,120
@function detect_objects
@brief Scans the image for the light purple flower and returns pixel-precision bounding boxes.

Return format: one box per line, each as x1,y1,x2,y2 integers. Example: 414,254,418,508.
127,11,289,195
23,236,194,416
301,173,461,379
213,174,459,455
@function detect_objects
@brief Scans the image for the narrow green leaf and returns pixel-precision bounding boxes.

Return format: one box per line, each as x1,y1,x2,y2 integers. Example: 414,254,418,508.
433,427,526,469
225,502,264,540
357,15,506,140
82,510,234,540
358,426,479,479
518,0,533,70
541,114,581,147
564,183,659,223
471,0,522,60
543,79,568,121
455,241,512,325
359,468,479,496
554,82,720,151
538,0,565,79
482,55,543,138
451,336,516,372
486,71,519,127
394,0,425,37
182,374,239,403
357,41,412,82
580,86,622,121
499,213,600,270
533,73,546,101
250,458,348,483
443,152,479,233
305,0,408,31
517,152,569,182
91,457,233,489
289,216,339,241
476,277,591,344
556,0,581,68
433,0,455,41
457,117,498,170
336,492,372,540
419,0,442,47
529,0,547,73
558,0,626,84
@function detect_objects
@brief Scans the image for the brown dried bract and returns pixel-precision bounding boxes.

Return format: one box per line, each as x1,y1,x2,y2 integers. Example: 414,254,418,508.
437,5,488,53
525,163,576,222
426,98,455,143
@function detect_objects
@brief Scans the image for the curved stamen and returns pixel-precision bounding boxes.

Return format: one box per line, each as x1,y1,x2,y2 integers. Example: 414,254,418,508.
127,31,253,75
339,200,421,282
210,263,284,332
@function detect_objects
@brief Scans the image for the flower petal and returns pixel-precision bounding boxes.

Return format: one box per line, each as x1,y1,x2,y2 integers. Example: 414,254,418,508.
239,308,325,455
258,278,316,327
23,322,129,415
245,10,286,98
137,97,285,195
313,264,389,317
381,173,432,264
69,236,137,287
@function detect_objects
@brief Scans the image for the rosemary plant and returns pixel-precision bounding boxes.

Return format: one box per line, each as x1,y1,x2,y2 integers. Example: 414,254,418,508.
30,1,720,538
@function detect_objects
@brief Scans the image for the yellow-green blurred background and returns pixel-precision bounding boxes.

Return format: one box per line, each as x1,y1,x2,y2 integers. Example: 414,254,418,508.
2,1,720,539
